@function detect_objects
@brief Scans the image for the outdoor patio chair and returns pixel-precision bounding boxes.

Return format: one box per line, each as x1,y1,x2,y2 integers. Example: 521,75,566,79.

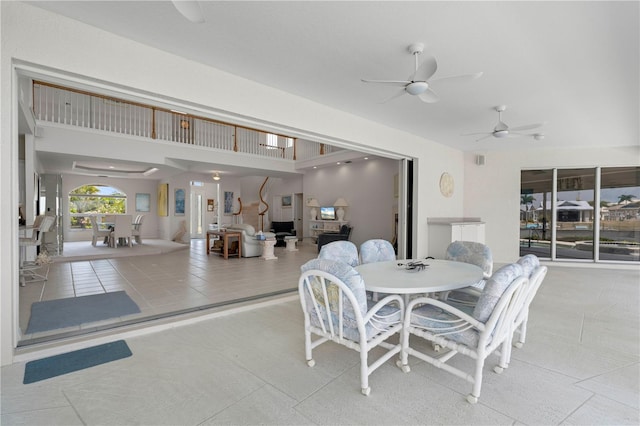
299,258,404,395
399,263,528,403
359,239,396,264
511,255,548,350
318,240,359,267
441,241,494,304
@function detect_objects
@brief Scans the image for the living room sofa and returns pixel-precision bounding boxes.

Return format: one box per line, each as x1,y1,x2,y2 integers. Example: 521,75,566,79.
225,223,275,257
270,221,296,247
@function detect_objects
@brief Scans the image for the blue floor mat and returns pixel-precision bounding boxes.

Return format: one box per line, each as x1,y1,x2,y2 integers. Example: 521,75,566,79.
23,340,132,384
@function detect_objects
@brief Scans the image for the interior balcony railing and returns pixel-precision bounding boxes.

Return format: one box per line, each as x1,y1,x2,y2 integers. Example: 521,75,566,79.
32,81,339,161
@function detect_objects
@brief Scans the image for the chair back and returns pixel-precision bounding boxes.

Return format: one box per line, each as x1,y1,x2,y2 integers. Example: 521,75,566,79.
133,214,145,230
299,258,368,341
445,241,493,278
113,215,133,239
478,272,528,349
360,239,396,264
318,241,359,267
472,263,523,323
25,215,55,245
514,265,548,327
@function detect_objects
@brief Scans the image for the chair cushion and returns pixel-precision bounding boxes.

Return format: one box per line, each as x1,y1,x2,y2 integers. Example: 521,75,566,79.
318,241,359,267
410,304,479,348
445,241,493,277
302,258,395,341
517,254,540,278
360,239,396,264
473,263,523,323
227,223,255,236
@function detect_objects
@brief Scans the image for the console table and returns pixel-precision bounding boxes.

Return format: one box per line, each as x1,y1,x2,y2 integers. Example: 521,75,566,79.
207,230,242,259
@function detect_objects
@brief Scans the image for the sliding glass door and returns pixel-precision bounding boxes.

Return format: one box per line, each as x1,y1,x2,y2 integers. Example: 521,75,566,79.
521,166,640,263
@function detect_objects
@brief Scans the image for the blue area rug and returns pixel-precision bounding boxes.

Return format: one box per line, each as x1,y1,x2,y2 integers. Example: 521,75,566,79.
26,291,141,334
23,340,132,384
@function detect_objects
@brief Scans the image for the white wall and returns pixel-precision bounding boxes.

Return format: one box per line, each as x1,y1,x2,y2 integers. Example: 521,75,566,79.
61,175,159,242
303,157,399,247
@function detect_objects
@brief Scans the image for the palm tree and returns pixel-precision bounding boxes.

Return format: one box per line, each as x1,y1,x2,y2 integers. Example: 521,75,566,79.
618,194,636,204
521,194,536,222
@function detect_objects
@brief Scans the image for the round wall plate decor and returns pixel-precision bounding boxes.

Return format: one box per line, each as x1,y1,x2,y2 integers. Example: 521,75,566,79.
439,172,454,197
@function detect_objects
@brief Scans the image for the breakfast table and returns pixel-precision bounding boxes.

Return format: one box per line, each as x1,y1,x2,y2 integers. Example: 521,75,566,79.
354,259,484,304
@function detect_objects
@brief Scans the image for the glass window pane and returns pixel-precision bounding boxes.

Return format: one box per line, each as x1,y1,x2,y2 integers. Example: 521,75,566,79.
521,170,553,258
600,167,640,262
556,168,596,260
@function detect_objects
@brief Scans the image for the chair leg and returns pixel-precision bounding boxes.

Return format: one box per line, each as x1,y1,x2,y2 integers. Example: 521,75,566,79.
468,358,485,403
360,349,370,396
514,317,528,349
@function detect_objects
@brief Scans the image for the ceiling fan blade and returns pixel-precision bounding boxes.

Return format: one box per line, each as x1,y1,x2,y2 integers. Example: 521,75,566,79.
411,54,438,81
418,88,440,103
172,0,205,23
379,89,407,104
430,72,483,85
361,79,411,87
509,122,544,132
475,134,494,142
461,132,491,136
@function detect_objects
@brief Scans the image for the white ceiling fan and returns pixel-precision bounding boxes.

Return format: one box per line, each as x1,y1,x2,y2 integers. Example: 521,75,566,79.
464,105,544,141
361,42,483,103
171,0,205,23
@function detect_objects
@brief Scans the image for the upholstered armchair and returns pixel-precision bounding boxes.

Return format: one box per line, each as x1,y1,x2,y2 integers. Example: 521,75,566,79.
269,221,296,247
226,223,275,257
317,224,352,252
298,258,404,395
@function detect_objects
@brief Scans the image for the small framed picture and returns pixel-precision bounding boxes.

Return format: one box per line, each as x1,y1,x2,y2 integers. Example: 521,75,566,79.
207,199,215,212
282,195,292,208
175,188,185,215
136,193,150,212
224,191,234,215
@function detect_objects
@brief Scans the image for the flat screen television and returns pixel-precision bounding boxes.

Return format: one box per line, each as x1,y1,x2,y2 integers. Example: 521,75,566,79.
319,206,336,220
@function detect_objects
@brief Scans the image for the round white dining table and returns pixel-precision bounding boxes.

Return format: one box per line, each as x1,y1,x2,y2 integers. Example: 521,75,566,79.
354,259,484,302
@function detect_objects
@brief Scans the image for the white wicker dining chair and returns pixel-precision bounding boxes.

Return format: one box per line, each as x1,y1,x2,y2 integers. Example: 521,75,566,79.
299,258,404,395
359,239,396,264
318,240,360,267
512,255,548,349
399,263,528,403
441,240,494,304
131,214,145,244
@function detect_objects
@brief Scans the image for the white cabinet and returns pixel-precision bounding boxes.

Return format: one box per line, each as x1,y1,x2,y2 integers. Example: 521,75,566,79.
427,218,485,259
309,220,349,241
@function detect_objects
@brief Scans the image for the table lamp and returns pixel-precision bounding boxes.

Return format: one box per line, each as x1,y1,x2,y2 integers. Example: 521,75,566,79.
333,197,348,221
307,198,320,220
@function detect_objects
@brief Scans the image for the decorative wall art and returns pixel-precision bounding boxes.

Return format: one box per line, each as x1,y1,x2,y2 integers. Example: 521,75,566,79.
224,191,234,215
175,188,185,215
135,193,150,212
207,198,215,212
281,195,292,208
158,183,168,217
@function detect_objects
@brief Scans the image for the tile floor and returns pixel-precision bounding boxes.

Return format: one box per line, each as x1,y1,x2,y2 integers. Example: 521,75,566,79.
18,238,318,344
4,249,639,425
